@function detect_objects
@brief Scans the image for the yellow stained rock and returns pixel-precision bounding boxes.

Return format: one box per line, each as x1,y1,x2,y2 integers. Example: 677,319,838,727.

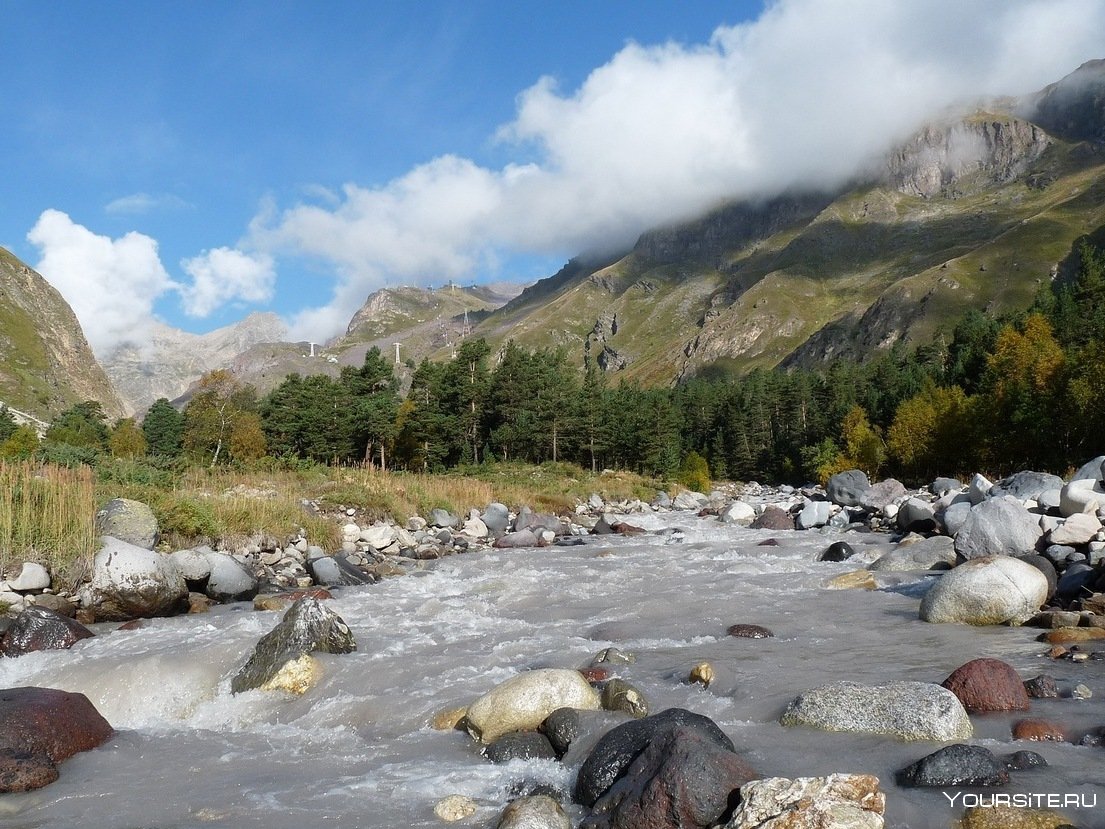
431,706,469,731
260,653,320,695
1037,627,1105,645
825,570,877,590
434,795,477,822
689,661,715,688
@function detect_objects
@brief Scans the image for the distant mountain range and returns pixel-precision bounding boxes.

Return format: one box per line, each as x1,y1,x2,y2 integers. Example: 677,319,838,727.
2,60,1103,424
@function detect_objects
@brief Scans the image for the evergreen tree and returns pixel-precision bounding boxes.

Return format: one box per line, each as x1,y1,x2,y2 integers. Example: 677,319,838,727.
340,347,400,468
0,406,17,443
45,401,109,450
142,398,185,457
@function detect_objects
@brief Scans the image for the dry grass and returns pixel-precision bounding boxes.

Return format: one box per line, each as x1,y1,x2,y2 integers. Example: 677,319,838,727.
0,461,96,580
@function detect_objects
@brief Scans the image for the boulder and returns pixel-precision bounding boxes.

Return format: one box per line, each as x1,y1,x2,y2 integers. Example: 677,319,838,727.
826,470,871,507
575,708,734,808
1017,554,1058,600
1011,719,1068,742
460,516,489,538
940,658,1030,712
780,680,972,741
497,795,571,829
870,536,956,571
4,562,50,592
601,678,648,718
897,498,937,534
1072,455,1105,483
750,506,794,530
80,536,188,621
1055,562,1096,602
1001,750,1047,770
722,774,885,829
1049,512,1102,545
484,731,557,763
861,479,906,511
493,529,540,549
931,477,964,497
541,707,584,757
169,548,212,587
920,556,1048,625
968,473,993,505
0,687,114,793
796,500,830,530
719,501,755,525
896,744,1008,787
435,794,478,822
466,668,600,744
581,726,757,829
1059,478,1104,517
990,471,1065,502
819,541,855,562
359,524,398,550
308,555,374,587
0,606,94,657
727,623,774,638
429,508,459,528
204,552,258,602
1023,675,1059,699
94,498,159,549
230,596,356,694
953,497,1043,559
672,491,707,511
515,508,567,535
940,501,973,536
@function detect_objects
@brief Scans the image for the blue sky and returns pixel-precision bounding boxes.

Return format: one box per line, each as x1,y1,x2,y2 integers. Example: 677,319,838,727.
3,1,1104,356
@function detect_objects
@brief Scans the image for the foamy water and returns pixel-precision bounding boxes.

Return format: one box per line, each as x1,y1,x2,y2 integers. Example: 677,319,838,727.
1,512,1102,829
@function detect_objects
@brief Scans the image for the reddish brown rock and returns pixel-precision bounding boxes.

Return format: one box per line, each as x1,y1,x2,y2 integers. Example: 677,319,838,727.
579,666,612,683
727,624,775,639
611,521,646,535
941,658,1030,713
0,606,94,658
0,687,114,793
750,506,794,530
1037,627,1105,645
0,747,58,793
1011,719,1068,742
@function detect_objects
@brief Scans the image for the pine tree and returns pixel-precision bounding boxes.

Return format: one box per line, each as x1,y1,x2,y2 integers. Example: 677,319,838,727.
142,398,185,457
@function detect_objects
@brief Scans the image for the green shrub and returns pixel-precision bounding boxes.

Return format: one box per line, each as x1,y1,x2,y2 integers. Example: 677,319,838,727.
677,451,711,494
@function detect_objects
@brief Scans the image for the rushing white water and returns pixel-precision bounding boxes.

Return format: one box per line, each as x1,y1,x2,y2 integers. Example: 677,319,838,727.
1,512,1102,829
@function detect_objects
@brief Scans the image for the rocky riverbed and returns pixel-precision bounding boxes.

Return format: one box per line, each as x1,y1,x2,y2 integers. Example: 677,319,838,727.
1,461,1104,828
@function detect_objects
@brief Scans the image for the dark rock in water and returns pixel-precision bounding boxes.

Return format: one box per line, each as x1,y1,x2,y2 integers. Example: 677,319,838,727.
539,707,583,760
726,623,774,639
931,477,964,497
756,538,781,546
494,529,539,549
0,606,94,658
1078,726,1105,747
611,521,645,535
1001,750,1047,770
541,707,582,757
601,678,648,718
590,517,615,535
819,541,855,562
555,536,585,546
1017,554,1058,600
1023,674,1059,699
580,725,757,829
574,708,734,807
484,731,557,763
990,471,1066,501
826,469,871,507
896,744,1009,788
0,686,114,793
750,506,793,530
591,647,635,666
231,597,356,694
308,554,375,587
0,746,58,792
941,658,1030,713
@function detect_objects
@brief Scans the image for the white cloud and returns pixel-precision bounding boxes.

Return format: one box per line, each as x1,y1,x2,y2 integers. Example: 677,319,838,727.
104,192,190,215
180,247,275,317
252,0,1105,344
27,209,178,356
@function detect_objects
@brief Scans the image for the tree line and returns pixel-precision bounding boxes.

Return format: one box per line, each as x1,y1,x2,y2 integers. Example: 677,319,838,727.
3,241,1102,487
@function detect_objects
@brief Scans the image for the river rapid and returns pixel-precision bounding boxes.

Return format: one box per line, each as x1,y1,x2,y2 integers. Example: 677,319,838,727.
1,510,1102,829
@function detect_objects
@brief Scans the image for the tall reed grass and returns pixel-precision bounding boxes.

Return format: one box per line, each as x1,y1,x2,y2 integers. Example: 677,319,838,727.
0,461,96,579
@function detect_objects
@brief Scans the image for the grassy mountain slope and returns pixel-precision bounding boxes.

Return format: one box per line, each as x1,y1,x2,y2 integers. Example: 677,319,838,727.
0,248,126,421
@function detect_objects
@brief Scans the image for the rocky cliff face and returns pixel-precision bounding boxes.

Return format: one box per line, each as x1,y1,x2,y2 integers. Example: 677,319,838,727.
886,115,1051,198
0,248,126,421
1028,59,1105,144
102,312,287,416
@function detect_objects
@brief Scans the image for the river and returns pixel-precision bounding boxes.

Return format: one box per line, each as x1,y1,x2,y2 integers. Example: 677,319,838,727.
1,510,1102,829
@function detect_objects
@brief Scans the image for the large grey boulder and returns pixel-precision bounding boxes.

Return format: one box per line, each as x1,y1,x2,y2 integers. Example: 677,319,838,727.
989,471,1065,502
466,668,600,744
80,537,187,621
826,470,871,507
780,680,971,741
482,503,511,537
1072,455,1105,483
861,479,907,511
919,556,1048,625
204,552,259,602
3,562,51,592
672,491,708,511
1059,478,1104,517
796,500,831,530
870,536,956,571
897,498,936,533
968,473,993,505
231,596,356,694
94,498,159,550
953,497,1042,559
